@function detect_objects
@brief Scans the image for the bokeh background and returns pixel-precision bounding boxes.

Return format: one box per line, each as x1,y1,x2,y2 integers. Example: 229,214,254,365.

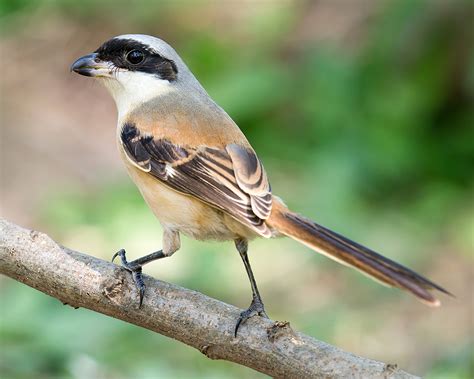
0,0,473,378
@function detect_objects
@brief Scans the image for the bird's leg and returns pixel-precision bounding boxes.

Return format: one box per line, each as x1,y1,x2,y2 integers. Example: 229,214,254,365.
234,238,268,337
112,249,165,307
112,230,180,307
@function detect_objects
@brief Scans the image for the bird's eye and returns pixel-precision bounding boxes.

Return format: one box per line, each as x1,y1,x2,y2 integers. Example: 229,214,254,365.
126,50,145,65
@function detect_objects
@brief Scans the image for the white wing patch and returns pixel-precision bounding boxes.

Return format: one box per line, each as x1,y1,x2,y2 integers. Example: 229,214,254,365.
165,163,176,177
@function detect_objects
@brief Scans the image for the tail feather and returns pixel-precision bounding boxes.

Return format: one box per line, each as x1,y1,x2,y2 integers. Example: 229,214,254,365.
267,200,451,306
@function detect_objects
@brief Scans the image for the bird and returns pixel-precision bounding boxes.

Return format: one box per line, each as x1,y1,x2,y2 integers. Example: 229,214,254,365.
71,34,450,336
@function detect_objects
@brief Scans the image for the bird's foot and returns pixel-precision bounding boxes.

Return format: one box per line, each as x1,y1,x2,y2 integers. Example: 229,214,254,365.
112,249,145,307
234,296,268,337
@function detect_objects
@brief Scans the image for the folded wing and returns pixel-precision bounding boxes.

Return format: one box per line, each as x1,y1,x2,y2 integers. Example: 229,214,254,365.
120,122,273,237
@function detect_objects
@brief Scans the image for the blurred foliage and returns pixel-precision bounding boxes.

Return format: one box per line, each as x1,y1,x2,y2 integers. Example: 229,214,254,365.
1,0,473,378
426,345,474,379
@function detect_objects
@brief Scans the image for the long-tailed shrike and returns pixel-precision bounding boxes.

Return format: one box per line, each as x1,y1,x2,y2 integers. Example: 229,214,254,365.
71,34,449,336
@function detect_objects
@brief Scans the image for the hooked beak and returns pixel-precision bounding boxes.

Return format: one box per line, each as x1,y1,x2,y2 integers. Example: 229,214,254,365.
70,53,111,77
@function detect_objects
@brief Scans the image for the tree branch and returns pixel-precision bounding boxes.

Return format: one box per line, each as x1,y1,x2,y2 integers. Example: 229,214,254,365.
0,218,418,379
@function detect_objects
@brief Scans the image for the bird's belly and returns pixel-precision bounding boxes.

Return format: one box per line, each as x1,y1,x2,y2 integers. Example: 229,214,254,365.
121,156,256,241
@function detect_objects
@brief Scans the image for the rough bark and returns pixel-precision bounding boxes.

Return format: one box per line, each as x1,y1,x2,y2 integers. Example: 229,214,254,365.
0,218,418,378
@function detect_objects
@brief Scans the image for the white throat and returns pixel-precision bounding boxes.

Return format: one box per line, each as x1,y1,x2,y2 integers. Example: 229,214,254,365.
101,71,174,122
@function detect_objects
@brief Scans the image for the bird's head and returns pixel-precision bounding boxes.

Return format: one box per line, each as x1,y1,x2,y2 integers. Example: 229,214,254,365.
71,34,200,117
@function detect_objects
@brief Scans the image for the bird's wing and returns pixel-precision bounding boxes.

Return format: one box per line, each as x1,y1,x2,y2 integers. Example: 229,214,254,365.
120,123,273,237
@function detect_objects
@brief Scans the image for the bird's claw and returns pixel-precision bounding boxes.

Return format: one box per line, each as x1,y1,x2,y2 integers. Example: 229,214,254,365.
111,249,123,263
234,297,268,337
112,249,146,308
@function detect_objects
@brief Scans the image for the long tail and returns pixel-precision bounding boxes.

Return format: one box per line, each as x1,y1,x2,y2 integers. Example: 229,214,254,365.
266,200,451,306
